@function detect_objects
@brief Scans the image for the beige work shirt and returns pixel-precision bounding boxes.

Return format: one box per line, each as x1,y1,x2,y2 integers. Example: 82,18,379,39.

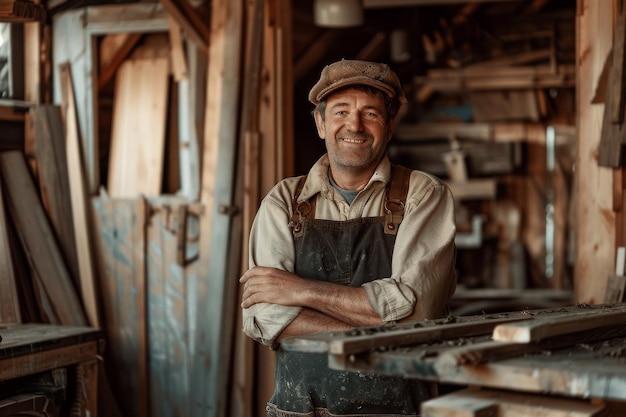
242,154,457,347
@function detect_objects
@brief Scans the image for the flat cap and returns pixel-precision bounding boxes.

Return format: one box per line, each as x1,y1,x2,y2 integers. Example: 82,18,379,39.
308,59,407,105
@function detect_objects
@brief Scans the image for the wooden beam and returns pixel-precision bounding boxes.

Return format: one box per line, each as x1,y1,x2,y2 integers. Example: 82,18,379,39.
97,33,142,91
158,0,209,53
195,0,243,416
574,0,615,304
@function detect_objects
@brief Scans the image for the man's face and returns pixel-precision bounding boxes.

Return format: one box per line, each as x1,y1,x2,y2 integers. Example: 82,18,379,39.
314,88,395,175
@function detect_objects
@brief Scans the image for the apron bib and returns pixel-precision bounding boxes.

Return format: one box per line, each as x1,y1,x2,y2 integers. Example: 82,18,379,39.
267,166,430,417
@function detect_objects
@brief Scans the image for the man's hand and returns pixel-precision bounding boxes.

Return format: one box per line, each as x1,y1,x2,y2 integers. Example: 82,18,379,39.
240,266,308,308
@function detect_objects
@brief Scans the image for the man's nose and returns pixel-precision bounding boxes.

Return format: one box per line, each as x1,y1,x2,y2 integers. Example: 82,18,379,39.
345,111,364,132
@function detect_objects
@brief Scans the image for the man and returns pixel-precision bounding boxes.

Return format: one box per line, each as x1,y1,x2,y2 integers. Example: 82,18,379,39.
240,59,457,417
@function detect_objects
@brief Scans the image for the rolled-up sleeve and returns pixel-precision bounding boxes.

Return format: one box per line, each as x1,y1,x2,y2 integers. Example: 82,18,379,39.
241,183,302,347
362,175,457,322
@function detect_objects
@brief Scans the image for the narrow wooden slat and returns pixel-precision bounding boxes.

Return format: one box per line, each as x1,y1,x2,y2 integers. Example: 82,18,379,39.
107,45,169,197
492,304,626,343
59,63,100,328
0,177,21,324
176,40,205,201
194,0,243,416
0,151,86,326
231,0,264,414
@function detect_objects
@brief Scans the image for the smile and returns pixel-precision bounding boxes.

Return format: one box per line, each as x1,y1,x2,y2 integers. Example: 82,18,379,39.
342,137,366,144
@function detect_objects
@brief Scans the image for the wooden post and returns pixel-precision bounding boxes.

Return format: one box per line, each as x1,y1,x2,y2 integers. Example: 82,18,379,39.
575,0,616,304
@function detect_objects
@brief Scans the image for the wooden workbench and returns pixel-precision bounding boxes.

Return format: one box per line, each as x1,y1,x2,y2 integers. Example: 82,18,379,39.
282,303,626,415
0,323,103,416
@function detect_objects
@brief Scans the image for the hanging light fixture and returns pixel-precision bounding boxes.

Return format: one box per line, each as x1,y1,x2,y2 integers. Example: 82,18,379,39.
314,0,364,28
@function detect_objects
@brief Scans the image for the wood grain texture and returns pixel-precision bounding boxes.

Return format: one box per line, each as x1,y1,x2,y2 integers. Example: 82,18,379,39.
0,151,86,326
91,196,148,417
107,45,169,198
59,63,100,328
0,178,21,324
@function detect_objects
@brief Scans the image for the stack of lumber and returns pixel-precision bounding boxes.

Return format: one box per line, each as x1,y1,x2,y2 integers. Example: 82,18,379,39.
282,303,626,405
0,0,45,21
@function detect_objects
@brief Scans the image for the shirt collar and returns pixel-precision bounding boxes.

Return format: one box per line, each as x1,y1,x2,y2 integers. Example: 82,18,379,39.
299,154,392,202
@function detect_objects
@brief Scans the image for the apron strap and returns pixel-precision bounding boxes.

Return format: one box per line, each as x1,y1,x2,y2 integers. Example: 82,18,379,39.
289,175,316,238
289,164,412,237
384,164,411,235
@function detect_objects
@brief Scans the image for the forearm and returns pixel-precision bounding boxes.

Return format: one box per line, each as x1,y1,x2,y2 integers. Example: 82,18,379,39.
277,308,352,341
302,280,383,327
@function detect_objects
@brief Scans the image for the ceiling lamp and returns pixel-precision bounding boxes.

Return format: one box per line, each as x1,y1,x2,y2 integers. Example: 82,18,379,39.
314,0,364,28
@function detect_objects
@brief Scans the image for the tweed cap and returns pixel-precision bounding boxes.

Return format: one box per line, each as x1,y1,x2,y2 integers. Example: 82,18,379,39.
308,59,407,105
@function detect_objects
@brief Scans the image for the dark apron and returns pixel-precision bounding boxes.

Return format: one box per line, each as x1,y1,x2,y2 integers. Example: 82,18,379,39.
266,213,430,417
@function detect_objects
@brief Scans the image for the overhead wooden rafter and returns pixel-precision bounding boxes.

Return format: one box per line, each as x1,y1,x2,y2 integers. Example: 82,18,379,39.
0,0,45,22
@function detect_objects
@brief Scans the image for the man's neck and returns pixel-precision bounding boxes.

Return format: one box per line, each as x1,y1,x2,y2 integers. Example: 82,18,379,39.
328,167,374,191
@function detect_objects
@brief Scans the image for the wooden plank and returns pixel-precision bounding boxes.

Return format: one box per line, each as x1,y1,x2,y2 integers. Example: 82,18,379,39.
0,177,20,324
29,105,80,295
492,304,626,343
0,151,86,326
194,0,243,415
146,199,192,417
0,341,99,381
24,22,41,104
59,63,100,328
107,44,169,197
422,389,608,417
91,196,148,417
283,314,531,355
330,327,626,401
575,0,616,304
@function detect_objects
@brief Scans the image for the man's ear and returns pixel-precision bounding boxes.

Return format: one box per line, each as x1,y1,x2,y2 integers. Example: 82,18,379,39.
313,110,326,139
